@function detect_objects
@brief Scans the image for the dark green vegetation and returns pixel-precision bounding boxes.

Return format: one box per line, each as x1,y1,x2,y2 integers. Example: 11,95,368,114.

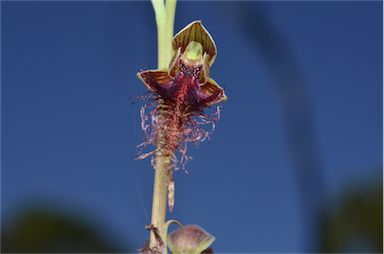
1,207,128,253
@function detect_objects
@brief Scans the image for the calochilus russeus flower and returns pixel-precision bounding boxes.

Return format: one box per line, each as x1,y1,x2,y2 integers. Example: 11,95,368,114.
136,20,227,211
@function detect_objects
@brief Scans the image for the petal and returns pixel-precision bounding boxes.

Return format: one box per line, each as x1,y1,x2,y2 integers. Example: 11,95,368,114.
173,20,217,66
198,53,210,84
198,78,227,106
168,47,182,78
137,69,174,95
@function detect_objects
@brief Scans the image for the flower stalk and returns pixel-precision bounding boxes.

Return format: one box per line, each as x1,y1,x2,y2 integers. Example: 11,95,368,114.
150,0,177,252
152,0,176,69
140,3,226,252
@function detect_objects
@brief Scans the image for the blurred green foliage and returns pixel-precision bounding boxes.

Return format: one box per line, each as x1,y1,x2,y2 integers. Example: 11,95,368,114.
1,207,126,253
320,181,383,253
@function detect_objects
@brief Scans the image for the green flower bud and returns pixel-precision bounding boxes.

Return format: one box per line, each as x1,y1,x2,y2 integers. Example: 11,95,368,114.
167,224,215,254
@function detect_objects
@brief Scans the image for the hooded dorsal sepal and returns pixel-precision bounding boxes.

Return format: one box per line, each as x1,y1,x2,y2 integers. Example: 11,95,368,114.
172,20,217,66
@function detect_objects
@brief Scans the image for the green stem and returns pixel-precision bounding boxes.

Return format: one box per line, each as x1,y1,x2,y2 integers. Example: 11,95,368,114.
150,0,177,252
152,0,176,69
150,153,170,251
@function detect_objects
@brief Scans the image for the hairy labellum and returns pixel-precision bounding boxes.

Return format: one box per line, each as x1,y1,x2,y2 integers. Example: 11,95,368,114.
137,93,222,171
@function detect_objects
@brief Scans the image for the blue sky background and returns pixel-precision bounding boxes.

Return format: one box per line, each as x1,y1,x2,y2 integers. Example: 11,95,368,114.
2,1,382,252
